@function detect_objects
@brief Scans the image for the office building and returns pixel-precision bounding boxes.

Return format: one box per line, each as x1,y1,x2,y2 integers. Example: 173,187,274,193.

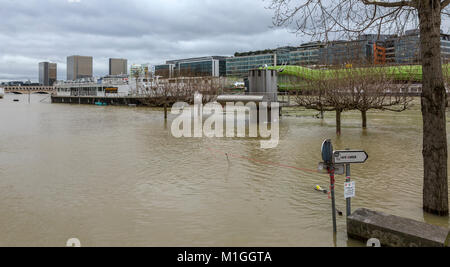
288,42,325,66
226,44,326,77
165,56,227,77
394,30,450,64
226,53,276,78
384,39,397,64
109,58,128,76
130,64,151,78
318,34,396,66
67,55,93,81
155,64,175,78
39,62,57,86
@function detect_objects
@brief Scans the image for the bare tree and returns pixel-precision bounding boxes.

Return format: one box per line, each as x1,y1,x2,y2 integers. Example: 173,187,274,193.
347,67,414,128
270,0,450,216
142,76,223,119
295,71,355,135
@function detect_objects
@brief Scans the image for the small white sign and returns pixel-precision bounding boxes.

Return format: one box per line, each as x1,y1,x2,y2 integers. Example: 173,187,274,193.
334,151,368,164
344,181,356,199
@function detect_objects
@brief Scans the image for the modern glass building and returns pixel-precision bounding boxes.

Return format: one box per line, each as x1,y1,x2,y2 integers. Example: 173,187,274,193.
395,35,421,64
289,42,324,65
319,40,371,65
394,30,450,64
165,56,227,77
155,64,175,78
318,34,397,66
226,54,276,77
226,44,325,78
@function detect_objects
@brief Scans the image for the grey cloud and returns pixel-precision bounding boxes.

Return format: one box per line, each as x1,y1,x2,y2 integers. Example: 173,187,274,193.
0,0,302,81
3,0,446,82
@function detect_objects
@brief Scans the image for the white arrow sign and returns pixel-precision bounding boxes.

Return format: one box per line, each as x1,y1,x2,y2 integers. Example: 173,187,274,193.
333,150,368,164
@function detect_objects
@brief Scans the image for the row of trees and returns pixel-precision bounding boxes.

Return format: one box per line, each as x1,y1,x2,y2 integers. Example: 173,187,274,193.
141,76,225,118
290,68,414,135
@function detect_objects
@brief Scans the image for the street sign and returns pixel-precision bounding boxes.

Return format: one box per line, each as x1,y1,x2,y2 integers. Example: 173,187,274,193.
344,181,356,199
321,140,333,164
318,141,368,234
318,162,345,175
333,150,368,164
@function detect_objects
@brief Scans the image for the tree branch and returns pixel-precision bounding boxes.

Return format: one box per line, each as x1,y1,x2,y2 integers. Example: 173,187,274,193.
442,0,450,9
361,0,416,8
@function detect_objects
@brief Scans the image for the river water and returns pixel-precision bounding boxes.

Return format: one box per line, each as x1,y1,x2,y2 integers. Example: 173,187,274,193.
0,94,449,247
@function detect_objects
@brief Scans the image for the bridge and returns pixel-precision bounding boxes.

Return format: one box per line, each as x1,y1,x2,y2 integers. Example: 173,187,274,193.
3,85,56,95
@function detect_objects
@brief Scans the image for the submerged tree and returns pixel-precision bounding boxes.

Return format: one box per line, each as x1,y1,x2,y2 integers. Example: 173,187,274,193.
142,76,224,119
347,68,413,129
295,68,413,133
295,71,355,135
269,0,450,215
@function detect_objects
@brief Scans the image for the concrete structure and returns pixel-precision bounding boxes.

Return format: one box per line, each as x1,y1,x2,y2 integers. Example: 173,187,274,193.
165,56,227,77
248,69,278,102
347,208,450,247
3,85,56,94
109,58,127,76
216,69,280,123
39,62,57,86
67,55,93,81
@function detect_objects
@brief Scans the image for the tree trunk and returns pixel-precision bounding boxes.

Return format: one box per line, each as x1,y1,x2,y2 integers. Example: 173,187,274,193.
361,110,367,129
164,102,168,120
336,109,341,136
418,2,449,216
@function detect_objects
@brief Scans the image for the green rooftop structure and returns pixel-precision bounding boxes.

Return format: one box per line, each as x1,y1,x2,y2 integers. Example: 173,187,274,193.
264,64,450,91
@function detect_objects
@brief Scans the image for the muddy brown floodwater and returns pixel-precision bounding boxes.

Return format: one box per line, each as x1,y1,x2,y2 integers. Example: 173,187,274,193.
0,94,449,246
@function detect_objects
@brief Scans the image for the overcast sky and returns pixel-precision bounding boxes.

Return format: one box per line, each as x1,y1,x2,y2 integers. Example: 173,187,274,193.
0,0,448,82
0,0,305,82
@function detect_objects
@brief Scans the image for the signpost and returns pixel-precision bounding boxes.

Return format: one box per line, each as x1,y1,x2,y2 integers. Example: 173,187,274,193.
345,163,352,217
334,150,367,217
333,150,368,164
321,140,337,233
319,140,368,234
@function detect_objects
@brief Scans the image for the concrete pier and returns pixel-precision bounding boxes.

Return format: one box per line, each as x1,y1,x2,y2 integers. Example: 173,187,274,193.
347,208,450,247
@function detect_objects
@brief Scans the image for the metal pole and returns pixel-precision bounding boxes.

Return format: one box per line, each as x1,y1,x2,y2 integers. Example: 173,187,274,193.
329,166,337,233
346,164,351,217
